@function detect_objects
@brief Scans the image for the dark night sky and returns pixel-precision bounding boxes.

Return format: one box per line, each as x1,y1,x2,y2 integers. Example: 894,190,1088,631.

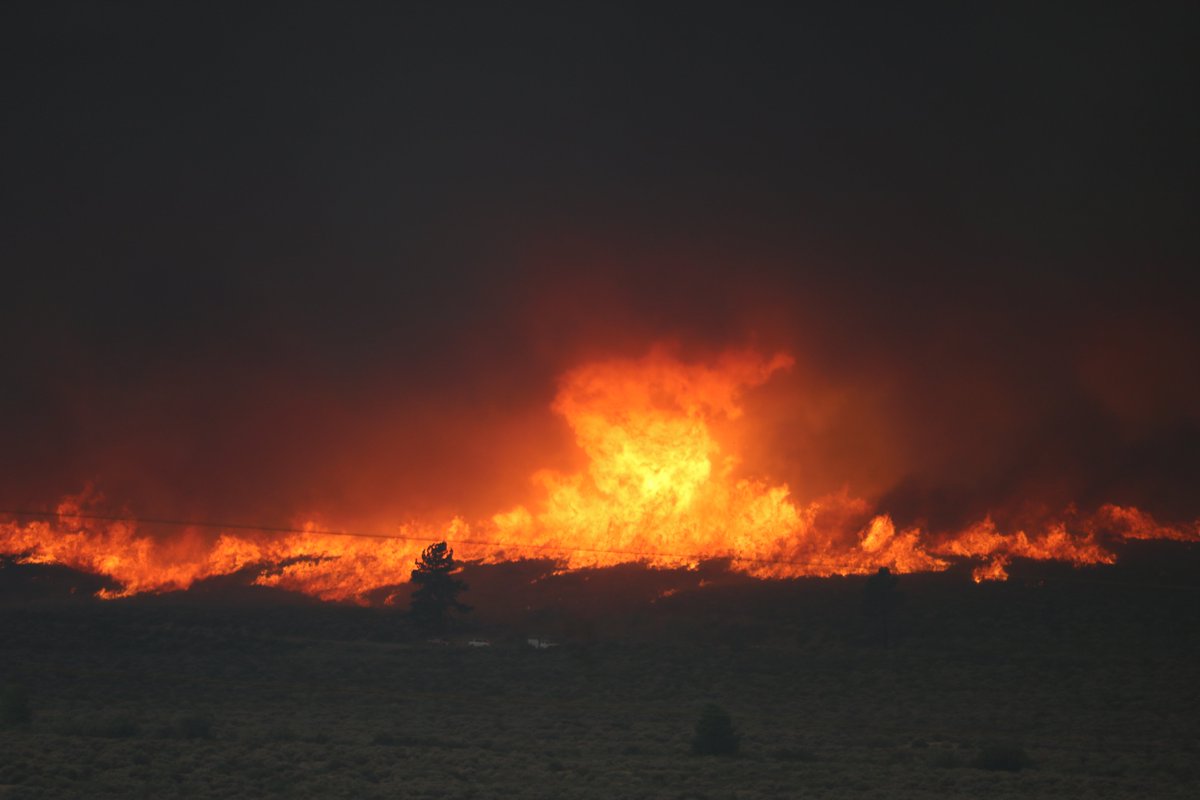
2,2,1198,529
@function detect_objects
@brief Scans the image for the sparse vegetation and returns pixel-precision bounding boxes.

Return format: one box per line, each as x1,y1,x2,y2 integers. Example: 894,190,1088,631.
0,556,1197,797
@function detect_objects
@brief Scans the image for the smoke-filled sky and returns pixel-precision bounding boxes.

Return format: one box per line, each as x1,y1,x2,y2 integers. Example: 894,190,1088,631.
2,2,1198,534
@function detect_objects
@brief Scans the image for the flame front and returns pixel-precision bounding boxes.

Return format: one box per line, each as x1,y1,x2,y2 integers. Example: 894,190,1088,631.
493,350,807,567
2,349,1197,601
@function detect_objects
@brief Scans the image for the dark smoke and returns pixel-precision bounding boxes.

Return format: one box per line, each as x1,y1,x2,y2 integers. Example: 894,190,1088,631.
1,3,1196,530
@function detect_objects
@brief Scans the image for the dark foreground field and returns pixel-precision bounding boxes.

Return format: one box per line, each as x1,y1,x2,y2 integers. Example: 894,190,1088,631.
2,546,1198,799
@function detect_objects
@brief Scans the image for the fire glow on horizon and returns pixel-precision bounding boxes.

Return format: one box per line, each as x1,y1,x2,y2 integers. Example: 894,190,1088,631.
2,348,1197,602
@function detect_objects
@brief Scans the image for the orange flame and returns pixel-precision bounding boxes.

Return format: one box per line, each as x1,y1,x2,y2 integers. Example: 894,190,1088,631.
2,349,1197,601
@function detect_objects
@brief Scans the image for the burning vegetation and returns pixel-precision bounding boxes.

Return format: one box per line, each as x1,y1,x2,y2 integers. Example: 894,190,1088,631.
2,348,1197,601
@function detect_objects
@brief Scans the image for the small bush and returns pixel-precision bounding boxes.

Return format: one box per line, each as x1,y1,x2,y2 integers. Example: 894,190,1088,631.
0,759,31,784
0,685,32,726
171,714,214,739
929,749,963,768
771,747,815,761
69,714,140,738
972,744,1032,772
691,703,739,756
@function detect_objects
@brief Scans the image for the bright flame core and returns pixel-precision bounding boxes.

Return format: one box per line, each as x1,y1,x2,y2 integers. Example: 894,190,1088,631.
2,349,1197,601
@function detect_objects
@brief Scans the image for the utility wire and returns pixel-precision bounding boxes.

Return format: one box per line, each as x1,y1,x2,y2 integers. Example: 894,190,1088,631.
0,508,826,568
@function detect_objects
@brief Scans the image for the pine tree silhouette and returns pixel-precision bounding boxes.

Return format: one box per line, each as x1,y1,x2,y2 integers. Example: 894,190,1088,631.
409,541,470,634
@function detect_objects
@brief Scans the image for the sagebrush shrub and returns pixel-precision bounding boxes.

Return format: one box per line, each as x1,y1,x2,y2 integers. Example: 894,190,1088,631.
0,684,31,726
972,744,1031,772
691,703,739,756
172,715,214,739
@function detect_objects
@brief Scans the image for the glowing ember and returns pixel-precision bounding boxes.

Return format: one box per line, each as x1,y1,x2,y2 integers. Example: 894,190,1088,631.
2,349,1197,601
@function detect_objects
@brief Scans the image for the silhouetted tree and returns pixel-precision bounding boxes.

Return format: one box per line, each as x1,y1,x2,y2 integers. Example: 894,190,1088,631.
409,542,470,634
691,703,739,755
864,566,900,646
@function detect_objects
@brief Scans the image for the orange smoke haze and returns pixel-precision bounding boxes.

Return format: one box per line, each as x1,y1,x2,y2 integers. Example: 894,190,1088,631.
2,348,1197,601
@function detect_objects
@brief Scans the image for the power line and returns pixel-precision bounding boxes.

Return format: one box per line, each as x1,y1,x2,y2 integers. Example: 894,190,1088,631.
0,508,825,569
2,509,412,541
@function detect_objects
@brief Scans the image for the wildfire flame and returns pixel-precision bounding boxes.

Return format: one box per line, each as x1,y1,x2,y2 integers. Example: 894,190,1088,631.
2,349,1197,601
